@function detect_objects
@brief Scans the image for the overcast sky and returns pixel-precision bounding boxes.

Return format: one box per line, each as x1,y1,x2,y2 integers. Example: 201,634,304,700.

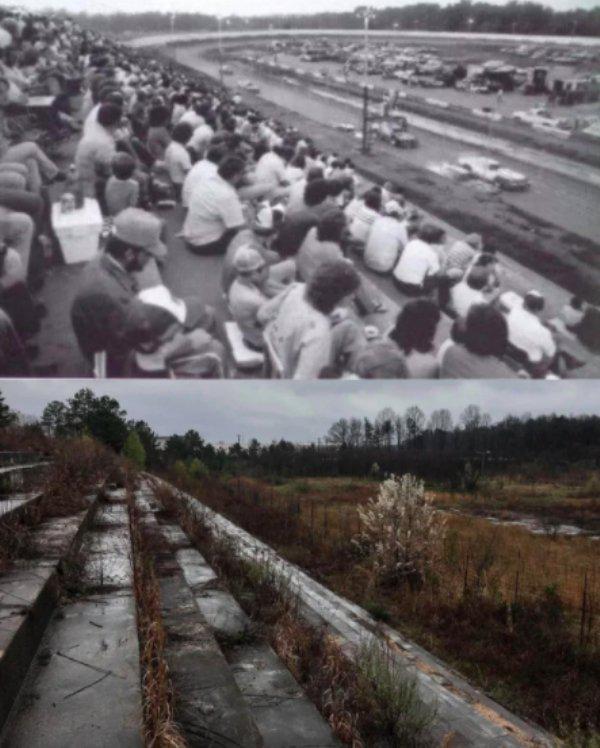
12,0,597,16
2,379,600,444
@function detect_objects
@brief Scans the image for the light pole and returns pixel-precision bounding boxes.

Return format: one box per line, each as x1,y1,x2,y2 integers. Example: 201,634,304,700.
170,12,175,35
218,15,224,86
357,6,376,155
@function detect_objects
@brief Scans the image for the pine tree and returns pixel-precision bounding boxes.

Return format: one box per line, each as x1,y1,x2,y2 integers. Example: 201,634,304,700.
0,391,16,428
122,431,146,469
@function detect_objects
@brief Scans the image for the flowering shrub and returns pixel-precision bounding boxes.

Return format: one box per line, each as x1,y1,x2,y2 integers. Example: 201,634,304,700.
355,474,445,588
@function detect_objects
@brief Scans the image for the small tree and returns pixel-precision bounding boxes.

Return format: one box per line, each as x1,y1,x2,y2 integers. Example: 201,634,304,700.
0,392,16,428
122,431,146,469
188,458,209,479
355,474,445,588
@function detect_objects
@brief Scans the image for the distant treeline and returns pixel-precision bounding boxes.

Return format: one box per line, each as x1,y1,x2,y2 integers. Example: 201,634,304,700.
72,3,600,38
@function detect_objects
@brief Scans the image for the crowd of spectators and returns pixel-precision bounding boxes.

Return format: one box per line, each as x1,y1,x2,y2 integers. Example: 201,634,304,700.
0,7,598,379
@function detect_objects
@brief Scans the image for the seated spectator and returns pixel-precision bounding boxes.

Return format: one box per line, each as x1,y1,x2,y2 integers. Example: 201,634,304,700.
183,155,246,255
105,152,139,216
285,165,323,214
284,153,305,184
389,299,441,378
363,200,407,274
188,118,215,160
0,306,30,375
506,290,557,376
182,143,225,209
257,260,364,378
446,233,482,279
347,186,381,247
71,207,168,375
253,145,292,190
125,285,224,378
221,230,295,297
164,121,193,202
393,223,442,297
74,102,120,197
296,208,346,282
228,246,270,350
273,178,331,258
0,241,41,341
449,270,497,319
146,104,171,161
440,303,519,378
354,340,408,379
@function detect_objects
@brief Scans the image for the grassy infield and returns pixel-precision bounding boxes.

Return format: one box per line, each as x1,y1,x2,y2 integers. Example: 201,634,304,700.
169,471,600,745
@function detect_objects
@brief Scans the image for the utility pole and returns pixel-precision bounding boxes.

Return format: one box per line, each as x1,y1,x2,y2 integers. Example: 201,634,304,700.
357,6,376,155
218,15,224,86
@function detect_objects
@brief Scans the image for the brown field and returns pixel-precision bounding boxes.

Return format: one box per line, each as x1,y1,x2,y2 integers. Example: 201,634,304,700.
177,472,600,741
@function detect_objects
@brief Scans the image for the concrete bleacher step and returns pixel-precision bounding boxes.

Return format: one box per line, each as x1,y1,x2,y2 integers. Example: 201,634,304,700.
151,475,557,748
0,492,100,736
138,485,341,747
136,490,263,747
0,492,44,522
0,463,48,496
0,489,143,748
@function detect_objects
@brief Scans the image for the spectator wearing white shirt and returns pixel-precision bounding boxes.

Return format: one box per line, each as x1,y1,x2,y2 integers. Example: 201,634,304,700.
506,291,557,376
393,224,442,297
188,120,215,160
182,144,225,208
253,145,292,190
449,271,491,319
164,121,192,202
183,155,246,256
364,200,408,274
347,187,381,247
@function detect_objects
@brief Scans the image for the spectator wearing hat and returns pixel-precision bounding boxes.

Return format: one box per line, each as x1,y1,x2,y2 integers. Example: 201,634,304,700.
183,155,246,256
125,285,224,378
74,102,120,197
71,207,168,375
363,199,408,274
228,246,270,350
389,299,441,378
440,303,519,378
257,260,365,379
105,152,139,216
506,291,557,376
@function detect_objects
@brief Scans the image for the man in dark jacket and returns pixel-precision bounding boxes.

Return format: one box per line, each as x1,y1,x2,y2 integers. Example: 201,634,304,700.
71,207,167,376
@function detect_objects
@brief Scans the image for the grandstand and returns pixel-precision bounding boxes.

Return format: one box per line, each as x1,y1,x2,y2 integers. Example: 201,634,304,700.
0,9,598,379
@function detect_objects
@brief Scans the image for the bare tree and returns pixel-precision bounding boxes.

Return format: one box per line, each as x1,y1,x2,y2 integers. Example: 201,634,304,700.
428,408,453,433
349,418,363,448
460,404,483,431
376,408,397,450
404,406,425,442
326,418,351,447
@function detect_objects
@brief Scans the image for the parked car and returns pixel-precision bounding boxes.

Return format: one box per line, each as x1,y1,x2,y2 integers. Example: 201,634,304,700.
334,122,355,132
239,80,260,93
457,156,530,191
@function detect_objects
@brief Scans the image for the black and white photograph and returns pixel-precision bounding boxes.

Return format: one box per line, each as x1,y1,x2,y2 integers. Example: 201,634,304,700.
0,0,598,379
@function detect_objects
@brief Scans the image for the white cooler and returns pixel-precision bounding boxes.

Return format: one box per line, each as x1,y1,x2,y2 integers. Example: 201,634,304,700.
52,198,103,264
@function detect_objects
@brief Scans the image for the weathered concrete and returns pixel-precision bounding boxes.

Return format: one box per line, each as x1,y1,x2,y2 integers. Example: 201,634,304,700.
1,488,143,747
141,483,342,748
0,501,98,733
137,501,263,747
0,493,42,522
0,464,47,496
148,475,557,748
178,548,342,747
2,593,142,748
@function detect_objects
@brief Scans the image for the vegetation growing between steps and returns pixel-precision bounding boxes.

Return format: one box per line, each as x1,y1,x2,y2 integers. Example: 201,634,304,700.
127,482,188,748
0,433,121,574
156,472,600,744
151,480,436,748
